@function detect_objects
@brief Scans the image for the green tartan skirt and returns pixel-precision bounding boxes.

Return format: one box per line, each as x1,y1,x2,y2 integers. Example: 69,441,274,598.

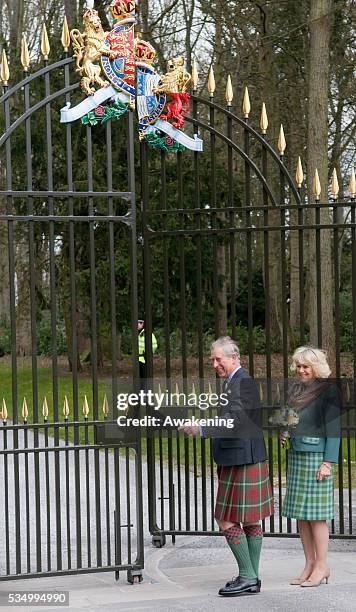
282,450,334,520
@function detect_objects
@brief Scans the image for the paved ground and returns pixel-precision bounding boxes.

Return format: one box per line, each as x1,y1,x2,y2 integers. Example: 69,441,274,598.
0,535,355,611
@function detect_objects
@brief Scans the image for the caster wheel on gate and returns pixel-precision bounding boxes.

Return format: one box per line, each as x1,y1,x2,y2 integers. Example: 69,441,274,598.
152,534,166,548
127,570,143,584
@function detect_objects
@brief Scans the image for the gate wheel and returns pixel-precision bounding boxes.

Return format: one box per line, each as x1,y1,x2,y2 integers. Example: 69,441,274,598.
152,534,166,548
127,570,143,584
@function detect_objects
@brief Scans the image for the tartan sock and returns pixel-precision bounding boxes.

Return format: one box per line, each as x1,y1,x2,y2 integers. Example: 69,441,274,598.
223,524,257,579
244,524,263,578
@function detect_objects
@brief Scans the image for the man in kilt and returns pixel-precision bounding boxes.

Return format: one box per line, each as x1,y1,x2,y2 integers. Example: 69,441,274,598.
182,336,273,596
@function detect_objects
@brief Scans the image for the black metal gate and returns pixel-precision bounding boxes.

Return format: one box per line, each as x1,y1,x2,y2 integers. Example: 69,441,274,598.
141,94,356,546
0,54,144,581
0,35,355,584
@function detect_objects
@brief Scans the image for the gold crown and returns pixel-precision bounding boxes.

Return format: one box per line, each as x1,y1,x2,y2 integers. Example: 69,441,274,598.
110,0,135,20
135,37,156,64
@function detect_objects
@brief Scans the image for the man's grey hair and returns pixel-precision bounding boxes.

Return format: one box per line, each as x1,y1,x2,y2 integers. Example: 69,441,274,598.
211,336,240,359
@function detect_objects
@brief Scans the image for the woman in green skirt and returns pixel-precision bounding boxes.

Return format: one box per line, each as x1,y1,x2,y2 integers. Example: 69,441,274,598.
281,346,340,587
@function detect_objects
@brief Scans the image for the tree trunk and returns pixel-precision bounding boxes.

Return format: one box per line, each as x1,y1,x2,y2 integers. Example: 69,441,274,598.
64,0,77,27
307,0,335,367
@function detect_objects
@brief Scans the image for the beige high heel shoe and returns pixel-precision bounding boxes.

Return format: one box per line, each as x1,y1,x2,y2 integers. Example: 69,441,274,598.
300,571,330,587
290,572,313,586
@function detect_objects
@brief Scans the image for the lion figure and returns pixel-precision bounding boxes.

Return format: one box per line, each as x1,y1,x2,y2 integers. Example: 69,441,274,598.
70,8,118,96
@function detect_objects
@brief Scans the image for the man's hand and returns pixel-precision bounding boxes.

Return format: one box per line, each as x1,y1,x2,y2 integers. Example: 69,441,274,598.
179,425,200,436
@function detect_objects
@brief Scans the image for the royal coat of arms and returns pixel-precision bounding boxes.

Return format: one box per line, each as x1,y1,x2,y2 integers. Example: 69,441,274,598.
60,0,203,153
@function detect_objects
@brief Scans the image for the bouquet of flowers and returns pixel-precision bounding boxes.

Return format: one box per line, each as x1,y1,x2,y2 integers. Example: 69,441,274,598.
269,406,299,449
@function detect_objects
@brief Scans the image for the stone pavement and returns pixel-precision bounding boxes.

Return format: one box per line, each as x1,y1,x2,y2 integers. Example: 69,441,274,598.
0,535,355,612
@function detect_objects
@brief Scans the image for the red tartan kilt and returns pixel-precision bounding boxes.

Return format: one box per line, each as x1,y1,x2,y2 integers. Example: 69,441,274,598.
215,461,274,524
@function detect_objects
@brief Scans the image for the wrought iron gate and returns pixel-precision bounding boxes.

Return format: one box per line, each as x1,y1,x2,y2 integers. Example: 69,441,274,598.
0,53,144,581
0,22,355,585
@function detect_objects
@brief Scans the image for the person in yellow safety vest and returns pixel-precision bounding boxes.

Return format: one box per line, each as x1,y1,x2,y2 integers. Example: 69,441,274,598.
138,319,158,390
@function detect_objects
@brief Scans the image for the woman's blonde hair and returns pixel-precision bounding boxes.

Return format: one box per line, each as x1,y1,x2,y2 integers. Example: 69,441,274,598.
290,346,331,378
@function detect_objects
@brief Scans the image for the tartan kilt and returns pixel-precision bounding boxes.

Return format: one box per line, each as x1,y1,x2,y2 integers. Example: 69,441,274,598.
282,450,334,520
215,461,274,523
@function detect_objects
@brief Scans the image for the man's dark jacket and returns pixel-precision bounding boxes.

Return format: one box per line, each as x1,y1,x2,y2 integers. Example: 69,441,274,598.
206,368,267,466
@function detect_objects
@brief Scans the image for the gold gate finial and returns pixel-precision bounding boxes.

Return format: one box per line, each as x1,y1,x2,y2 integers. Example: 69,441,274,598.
191,59,198,91
313,169,321,200
63,396,70,419
278,124,286,155
62,16,71,51
260,102,268,133
41,24,50,59
2,399,8,421
225,75,233,106
1,50,10,85
21,35,30,71
42,397,49,420
296,157,304,188
22,398,28,422
208,66,215,97
102,394,109,417
83,395,90,418
242,86,250,118
331,168,339,200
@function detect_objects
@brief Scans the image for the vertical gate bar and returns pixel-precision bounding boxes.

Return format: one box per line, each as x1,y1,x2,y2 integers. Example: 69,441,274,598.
86,124,102,566
3,84,21,574
24,71,41,574
141,142,158,537
105,121,118,414
209,101,219,341
338,440,345,534
114,447,122,566
315,202,322,345
104,433,111,564
192,98,204,377
227,113,236,339
64,57,79,422
23,424,31,572
261,138,274,533
2,424,10,573
244,122,254,374
43,65,62,571
350,196,356,534
84,420,91,566
126,110,143,563
44,419,51,571
279,167,288,380
64,57,82,568
333,199,340,377
159,435,164,529
298,188,305,344
126,447,132,564
64,420,71,569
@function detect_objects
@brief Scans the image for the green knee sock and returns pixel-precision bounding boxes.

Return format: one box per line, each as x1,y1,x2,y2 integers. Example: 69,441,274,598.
223,525,257,579
244,524,263,578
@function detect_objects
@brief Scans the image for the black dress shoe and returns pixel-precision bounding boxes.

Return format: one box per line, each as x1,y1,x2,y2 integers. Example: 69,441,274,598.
219,576,260,596
225,576,261,589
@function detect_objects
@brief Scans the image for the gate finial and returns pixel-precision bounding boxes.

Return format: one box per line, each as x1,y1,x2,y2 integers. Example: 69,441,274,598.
42,397,49,421
313,169,321,201
41,24,50,59
349,168,356,198
191,59,198,91
62,16,70,52
225,75,233,106
208,66,215,97
278,124,286,156
296,157,304,188
0,50,10,85
242,86,250,118
21,35,30,71
331,168,339,200
260,102,268,134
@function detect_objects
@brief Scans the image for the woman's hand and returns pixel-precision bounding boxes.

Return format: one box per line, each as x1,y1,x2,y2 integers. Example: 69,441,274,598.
279,431,288,446
316,461,331,481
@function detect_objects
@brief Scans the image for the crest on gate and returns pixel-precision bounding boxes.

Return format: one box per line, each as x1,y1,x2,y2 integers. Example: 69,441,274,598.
60,0,203,153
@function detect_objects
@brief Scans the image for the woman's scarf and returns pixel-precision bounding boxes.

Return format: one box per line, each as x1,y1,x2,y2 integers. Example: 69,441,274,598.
287,378,331,412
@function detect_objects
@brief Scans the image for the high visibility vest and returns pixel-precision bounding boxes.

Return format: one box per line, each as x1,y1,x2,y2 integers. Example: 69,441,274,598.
138,329,158,363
